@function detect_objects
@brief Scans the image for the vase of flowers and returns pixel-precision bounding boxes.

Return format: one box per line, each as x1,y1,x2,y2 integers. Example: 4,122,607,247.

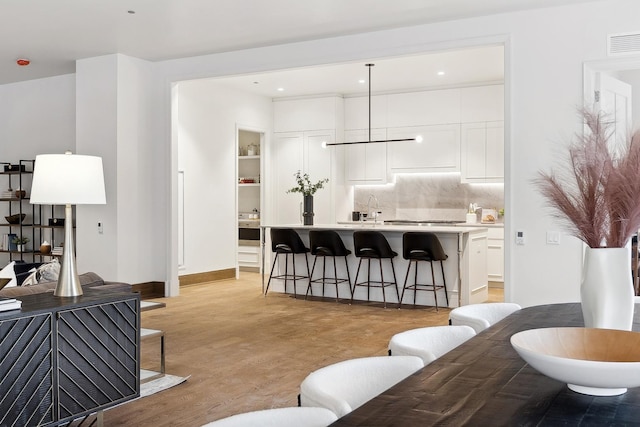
287,171,329,225
536,109,640,330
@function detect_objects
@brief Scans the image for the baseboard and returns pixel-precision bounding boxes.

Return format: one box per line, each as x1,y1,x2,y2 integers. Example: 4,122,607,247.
132,281,165,299
488,281,504,289
239,266,260,273
179,268,236,286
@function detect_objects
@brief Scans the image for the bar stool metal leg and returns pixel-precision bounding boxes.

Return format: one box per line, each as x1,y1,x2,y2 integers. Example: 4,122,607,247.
306,255,319,299
429,260,439,310
441,261,449,306
351,258,364,304
379,258,386,307
332,256,339,302
265,253,279,296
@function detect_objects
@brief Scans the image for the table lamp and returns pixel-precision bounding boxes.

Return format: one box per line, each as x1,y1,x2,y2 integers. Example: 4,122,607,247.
30,152,106,297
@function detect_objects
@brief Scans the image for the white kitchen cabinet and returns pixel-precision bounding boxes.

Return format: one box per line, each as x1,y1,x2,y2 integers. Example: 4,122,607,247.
460,85,504,123
461,121,504,183
487,227,504,283
466,230,489,305
272,130,334,224
387,124,460,173
344,95,387,130
271,96,343,224
344,128,387,184
238,244,260,270
273,96,343,132
273,132,303,224
386,88,461,127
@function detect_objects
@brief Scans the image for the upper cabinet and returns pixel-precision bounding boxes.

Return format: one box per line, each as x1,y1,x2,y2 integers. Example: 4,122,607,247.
386,88,461,127
274,96,344,132
344,129,387,184
344,96,387,130
387,124,460,174
460,85,504,123
460,85,504,183
461,121,504,183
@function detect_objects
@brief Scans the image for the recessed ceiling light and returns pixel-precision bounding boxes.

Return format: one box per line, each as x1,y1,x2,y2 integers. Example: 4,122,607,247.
277,87,284,92
358,79,366,84
437,71,445,76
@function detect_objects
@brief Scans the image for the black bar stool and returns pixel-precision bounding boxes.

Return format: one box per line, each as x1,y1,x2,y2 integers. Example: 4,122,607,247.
351,231,399,307
305,230,352,302
265,228,310,298
400,232,449,310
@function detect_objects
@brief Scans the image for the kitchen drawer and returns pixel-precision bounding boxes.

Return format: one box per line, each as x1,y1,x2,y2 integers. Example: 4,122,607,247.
238,245,260,266
487,227,504,282
487,227,504,239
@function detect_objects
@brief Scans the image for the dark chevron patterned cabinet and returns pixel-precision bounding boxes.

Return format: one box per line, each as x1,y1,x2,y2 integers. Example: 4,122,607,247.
0,290,140,427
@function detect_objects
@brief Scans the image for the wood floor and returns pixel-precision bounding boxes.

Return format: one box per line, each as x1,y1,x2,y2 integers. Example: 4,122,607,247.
105,273,503,426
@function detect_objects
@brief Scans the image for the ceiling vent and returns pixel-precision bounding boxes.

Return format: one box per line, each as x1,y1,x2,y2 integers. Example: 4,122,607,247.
608,31,640,56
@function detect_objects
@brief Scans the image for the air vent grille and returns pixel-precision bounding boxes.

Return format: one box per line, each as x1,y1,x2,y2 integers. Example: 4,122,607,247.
608,32,640,56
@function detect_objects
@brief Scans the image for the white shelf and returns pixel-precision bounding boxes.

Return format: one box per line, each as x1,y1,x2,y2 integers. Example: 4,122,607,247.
238,155,260,160
238,183,260,187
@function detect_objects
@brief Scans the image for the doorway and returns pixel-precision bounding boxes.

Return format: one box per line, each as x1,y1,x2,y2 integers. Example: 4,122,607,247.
237,128,264,275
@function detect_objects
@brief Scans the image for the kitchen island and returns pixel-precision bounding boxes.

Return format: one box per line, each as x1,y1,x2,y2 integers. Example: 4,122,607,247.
260,223,488,307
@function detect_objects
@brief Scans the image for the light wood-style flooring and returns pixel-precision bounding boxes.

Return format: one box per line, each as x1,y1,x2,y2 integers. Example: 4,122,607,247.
105,273,503,426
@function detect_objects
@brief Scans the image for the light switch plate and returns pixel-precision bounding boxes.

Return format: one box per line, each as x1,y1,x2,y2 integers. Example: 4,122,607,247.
515,230,525,245
546,231,560,245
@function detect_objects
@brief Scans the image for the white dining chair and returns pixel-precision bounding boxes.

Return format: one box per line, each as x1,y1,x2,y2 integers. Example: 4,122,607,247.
449,302,521,334
449,302,522,334
388,325,476,364
299,355,424,417
201,407,337,427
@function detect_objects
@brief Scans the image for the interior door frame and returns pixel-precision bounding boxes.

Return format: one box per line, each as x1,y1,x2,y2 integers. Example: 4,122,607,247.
584,57,640,294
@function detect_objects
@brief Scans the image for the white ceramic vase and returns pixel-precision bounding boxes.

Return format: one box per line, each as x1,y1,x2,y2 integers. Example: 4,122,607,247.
581,246,634,331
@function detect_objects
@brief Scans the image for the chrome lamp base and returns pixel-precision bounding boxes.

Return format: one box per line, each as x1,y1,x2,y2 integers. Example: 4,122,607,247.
54,204,82,297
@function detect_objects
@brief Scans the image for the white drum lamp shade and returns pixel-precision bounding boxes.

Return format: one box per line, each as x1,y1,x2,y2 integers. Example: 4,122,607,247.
30,153,106,297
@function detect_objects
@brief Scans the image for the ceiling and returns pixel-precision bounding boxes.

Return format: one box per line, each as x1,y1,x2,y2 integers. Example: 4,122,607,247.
211,45,505,98
1,0,599,86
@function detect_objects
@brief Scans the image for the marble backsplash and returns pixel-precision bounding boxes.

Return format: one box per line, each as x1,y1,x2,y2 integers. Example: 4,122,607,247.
353,173,504,221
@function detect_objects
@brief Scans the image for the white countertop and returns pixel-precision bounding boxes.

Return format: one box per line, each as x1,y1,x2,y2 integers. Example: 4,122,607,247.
456,222,504,228
262,223,488,234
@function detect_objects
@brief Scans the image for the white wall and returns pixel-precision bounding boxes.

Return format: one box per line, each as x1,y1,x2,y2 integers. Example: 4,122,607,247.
0,74,75,160
0,74,75,256
76,54,164,284
176,80,272,276
158,0,639,303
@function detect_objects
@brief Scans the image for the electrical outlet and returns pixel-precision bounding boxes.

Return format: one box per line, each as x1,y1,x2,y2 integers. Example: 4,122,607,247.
98,222,103,234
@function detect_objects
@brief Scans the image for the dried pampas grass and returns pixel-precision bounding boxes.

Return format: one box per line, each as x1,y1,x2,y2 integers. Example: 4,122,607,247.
535,109,640,248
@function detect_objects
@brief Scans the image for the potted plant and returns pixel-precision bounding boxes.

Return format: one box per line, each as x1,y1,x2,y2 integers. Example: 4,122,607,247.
287,171,329,225
535,109,640,330
12,235,30,252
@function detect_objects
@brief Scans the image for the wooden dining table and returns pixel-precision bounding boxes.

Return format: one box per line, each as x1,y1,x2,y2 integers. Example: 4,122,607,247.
330,303,640,426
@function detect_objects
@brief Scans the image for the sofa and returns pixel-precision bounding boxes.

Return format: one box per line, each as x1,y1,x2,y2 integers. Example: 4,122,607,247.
0,271,132,298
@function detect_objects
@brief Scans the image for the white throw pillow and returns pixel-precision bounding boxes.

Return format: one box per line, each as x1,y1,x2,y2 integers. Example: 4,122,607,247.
37,259,60,282
0,261,17,288
22,269,39,287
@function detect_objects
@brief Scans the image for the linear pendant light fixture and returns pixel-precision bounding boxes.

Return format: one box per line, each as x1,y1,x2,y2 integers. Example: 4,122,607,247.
324,63,422,147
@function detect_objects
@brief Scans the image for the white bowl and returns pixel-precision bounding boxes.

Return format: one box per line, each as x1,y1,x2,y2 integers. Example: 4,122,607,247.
511,327,640,396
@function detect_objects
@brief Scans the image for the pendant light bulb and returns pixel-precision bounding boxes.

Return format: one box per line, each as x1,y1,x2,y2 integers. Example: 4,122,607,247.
415,135,423,143
321,141,327,149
